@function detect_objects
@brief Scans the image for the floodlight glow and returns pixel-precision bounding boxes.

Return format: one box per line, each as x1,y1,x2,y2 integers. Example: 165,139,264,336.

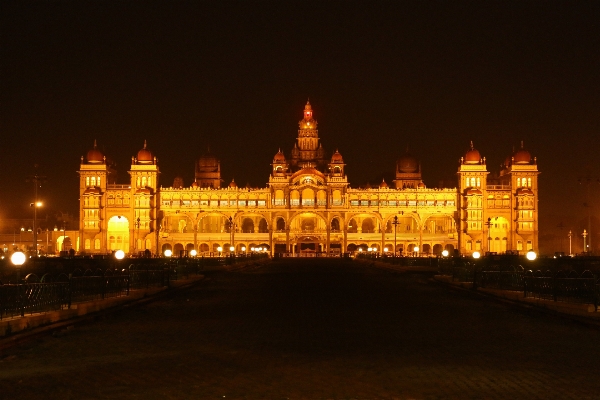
414,246,419,252
164,249,172,257
383,247,388,252
114,249,125,260
241,246,246,251
217,246,223,252
230,246,234,252
526,250,537,261
442,249,449,257
472,251,481,259
190,249,197,257
11,251,26,266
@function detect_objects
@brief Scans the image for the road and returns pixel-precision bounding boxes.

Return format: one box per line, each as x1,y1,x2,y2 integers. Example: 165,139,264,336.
1,258,600,399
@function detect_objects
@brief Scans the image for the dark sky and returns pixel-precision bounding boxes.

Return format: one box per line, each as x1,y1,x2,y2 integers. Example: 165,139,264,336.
1,1,599,238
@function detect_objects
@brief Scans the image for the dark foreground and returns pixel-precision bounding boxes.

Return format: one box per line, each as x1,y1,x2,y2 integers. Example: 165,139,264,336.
1,259,600,399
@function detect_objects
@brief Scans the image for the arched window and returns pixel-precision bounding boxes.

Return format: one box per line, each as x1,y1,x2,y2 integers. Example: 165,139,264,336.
476,177,481,187
97,176,101,186
331,218,340,231
517,178,521,187
527,178,531,187
86,176,90,186
276,218,285,231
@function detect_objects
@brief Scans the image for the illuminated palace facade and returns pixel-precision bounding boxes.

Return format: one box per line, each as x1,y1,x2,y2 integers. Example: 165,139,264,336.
78,102,539,256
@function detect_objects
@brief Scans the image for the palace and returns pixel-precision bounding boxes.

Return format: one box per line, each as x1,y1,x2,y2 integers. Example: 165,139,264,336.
77,101,539,257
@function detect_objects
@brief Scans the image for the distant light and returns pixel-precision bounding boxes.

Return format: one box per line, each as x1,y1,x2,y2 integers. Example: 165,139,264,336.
229,246,234,252
414,246,419,252
383,247,389,252
241,246,246,251
190,249,197,257
358,248,363,252
36,201,43,207
251,247,255,251
164,249,172,257
217,246,223,252
472,251,481,259
114,249,125,260
442,249,449,257
368,247,373,252
11,251,26,266
526,250,537,261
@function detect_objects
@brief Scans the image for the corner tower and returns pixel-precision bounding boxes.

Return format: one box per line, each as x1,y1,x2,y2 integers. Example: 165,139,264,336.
457,141,489,255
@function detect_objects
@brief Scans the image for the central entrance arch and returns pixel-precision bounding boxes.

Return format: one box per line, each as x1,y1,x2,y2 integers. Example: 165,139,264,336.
107,215,130,252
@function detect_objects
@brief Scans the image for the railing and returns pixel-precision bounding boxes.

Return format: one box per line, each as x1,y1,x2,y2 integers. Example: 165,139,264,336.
523,270,598,306
440,265,600,309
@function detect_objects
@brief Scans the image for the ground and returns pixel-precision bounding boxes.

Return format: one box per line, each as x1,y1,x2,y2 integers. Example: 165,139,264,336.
1,258,600,399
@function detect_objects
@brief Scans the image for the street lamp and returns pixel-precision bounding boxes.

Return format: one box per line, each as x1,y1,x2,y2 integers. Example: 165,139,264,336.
114,249,125,260
30,201,43,255
135,217,141,253
228,216,235,254
472,251,481,259
484,217,492,254
11,251,26,282
392,215,400,257
190,249,197,257
526,250,537,261
442,249,449,257
568,230,572,256
164,249,172,258
414,246,419,257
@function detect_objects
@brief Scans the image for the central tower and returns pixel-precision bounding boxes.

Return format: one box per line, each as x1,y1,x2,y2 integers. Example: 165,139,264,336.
289,101,326,171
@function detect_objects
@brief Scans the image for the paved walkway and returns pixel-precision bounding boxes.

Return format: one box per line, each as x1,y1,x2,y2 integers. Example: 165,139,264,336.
2,258,600,399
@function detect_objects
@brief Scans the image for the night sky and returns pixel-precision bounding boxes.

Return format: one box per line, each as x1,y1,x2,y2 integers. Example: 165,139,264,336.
1,1,599,245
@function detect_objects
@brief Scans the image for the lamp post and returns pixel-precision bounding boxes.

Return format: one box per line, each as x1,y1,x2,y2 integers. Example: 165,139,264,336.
27,165,46,256
583,229,588,254
228,216,235,254
30,201,42,255
485,217,492,254
392,215,400,257
11,251,26,283
135,217,140,254
568,230,572,256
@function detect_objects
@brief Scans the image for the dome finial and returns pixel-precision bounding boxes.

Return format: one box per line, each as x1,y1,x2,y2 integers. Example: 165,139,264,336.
93,139,97,148
470,140,474,150
521,140,524,149
143,139,147,149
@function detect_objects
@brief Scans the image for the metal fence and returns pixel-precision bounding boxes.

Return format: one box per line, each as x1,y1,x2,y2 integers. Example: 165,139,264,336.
0,269,167,320
439,263,600,309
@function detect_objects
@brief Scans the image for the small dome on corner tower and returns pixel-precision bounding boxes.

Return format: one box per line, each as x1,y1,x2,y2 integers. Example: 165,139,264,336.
513,141,531,164
137,140,154,164
86,140,104,164
464,141,481,164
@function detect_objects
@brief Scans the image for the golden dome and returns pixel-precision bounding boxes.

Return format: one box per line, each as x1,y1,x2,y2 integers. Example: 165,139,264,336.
137,140,154,164
229,179,237,188
273,149,286,163
417,181,426,189
513,141,531,164
397,151,419,173
379,179,388,188
464,141,481,164
331,149,344,163
191,181,198,188
197,149,219,171
86,140,104,164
